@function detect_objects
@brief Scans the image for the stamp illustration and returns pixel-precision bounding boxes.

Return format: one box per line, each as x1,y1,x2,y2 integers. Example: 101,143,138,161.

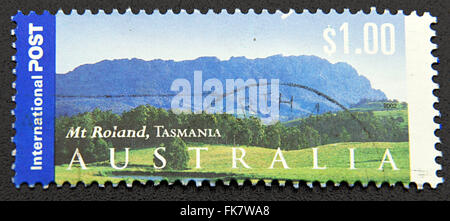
12,9,441,188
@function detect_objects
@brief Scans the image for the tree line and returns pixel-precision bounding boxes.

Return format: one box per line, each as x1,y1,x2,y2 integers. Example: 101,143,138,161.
55,105,408,164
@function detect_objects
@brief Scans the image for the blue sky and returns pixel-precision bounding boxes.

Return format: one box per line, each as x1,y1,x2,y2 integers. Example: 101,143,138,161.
56,10,406,100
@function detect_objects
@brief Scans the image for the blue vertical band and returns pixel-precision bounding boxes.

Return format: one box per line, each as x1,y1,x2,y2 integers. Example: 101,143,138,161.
14,11,55,186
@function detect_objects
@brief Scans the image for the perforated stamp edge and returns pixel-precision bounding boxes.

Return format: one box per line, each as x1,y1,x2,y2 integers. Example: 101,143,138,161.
10,8,442,189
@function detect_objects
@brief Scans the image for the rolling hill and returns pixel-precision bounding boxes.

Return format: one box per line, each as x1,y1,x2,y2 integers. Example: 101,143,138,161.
55,142,410,185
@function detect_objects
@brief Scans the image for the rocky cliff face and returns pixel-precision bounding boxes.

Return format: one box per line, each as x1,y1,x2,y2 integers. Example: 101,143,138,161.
56,55,386,120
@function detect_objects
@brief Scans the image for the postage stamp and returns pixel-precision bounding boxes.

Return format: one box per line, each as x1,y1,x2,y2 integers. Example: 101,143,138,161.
12,9,441,188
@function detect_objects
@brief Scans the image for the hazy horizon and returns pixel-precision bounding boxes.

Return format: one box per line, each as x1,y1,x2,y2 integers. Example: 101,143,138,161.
56,10,407,100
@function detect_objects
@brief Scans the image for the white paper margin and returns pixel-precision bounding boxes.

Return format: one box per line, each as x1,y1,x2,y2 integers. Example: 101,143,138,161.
405,13,442,188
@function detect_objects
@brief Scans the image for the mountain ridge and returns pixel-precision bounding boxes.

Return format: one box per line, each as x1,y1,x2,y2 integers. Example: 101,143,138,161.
56,54,387,120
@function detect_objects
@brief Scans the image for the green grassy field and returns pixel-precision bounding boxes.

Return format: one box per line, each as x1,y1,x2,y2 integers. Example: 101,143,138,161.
55,142,410,185
372,109,409,130
285,106,408,128
349,101,409,130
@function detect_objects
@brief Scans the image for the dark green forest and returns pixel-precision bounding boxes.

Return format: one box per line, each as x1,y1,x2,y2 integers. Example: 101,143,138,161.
55,105,408,165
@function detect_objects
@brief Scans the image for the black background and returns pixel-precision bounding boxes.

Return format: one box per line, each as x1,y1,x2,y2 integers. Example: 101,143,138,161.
0,0,448,208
